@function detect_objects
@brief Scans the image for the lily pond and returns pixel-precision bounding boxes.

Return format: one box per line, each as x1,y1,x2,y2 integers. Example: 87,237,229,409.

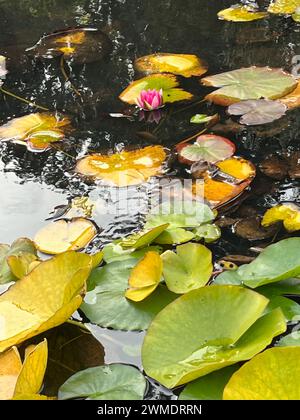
1,0,300,401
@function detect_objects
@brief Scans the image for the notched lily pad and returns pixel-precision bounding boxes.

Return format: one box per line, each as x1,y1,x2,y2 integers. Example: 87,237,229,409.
228,99,287,126
134,53,208,78
26,28,112,64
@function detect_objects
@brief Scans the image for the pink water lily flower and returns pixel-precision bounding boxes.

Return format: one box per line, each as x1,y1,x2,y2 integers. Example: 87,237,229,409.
136,88,164,111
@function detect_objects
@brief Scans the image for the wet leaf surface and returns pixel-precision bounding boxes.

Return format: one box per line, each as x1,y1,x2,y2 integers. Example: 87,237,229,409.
218,6,268,22
228,99,287,126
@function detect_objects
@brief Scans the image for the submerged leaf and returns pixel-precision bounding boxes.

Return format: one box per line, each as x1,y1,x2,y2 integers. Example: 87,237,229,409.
161,243,213,294
228,99,287,126
0,113,71,152
202,67,297,106
26,28,112,64
125,252,162,302
59,364,146,400
119,73,193,105
76,145,167,187
223,347,300,400
262,203,300,232
0,251,94,352
142,285,286,388
81,259,176,331
177,134,236,165
135,53,207,78
34,218,97,255
218,6,268,22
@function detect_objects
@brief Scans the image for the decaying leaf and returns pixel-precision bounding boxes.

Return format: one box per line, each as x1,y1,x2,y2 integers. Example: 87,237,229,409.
26,28,112,64
0,251,94,352
125,251,162,302
34,218,97,255
76,146,167,187
279,82,300,109
134,53,208,78
0,113,71,152
218,6,268,22
262,203,300,232
202,67,297,106
119,73,193,105
228,100,287,126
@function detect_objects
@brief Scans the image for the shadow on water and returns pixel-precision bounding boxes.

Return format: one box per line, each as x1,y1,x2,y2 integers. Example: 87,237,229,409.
0,0,300,398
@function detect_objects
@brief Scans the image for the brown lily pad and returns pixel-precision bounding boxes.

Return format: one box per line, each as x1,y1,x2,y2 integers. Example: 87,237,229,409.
233,216,280,240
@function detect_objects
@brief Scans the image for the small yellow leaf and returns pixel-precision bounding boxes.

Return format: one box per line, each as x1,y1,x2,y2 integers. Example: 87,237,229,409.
34,218,97,255
125,252,162,302
135,53,208,78
0,251,93,352
0,347,22,400
217,157,256,181
262,204,300,232
55,31,86,46
218,6,268,22
279,82,300,109
14,339,48,397
7,253,40,279
76,146,167,187
268,0,300,14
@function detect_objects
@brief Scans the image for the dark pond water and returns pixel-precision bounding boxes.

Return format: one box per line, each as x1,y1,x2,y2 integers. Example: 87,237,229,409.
1,0,300,399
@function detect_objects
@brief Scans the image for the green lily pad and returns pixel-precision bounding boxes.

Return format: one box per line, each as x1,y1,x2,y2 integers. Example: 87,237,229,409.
155,228,195,245
58,364,147,400
81,259,176,331
142,285,286,388
118,225,169,250
223,347,300,400
161,243,213,294
202,67,297,106
256,278,300,297
119,73,193,105
193,224,221,243
215,238,300,289
179,365,239,400
0,238,37,284
102,243,162,264
267,296,300,322
276,331,300,347
145,201,215,230
190,114,216,124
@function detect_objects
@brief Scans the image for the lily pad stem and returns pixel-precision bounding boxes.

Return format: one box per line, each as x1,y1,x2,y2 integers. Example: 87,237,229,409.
0,86,49,111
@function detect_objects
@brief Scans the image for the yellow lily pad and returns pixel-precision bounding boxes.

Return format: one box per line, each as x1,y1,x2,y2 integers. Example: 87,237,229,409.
14,339,48,397
268,0,300,14
262,203,300,232
0,113,71,152
7,253,40,279
217,157,256,181
76,146,167,187
223,347,300,400
0,347,22,400
34,218,97,255
0,251,93,352
279,82,300,109
119,73,193,105
218,6,268,22
125,251,163,302
134,53,208,78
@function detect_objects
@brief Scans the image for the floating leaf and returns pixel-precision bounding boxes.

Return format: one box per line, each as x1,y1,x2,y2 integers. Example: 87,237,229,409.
234,216,279,240
279,81,300,109
0,251,94,352
125,251,162,302
145,201,215,230
218,6,268,22
179,366,239,400
119,74,193,105
268,0,300,14
193,223,221,243
217,157,256,181
228,99,287,125
161,243,213,294
0,113,71,152
142,285,286,388
0,238,37,284
262,203,300,232
76,145,167,187
215,238,300,289
202,67,297,106
190,114,217,124
81,259,176,331
223,347,300,400
59,364,146,400
135,53,207,78
276,331,300,347
14,339,48,398
266,295,300,322
154,228,195,245
118,224,169,250
0,347,22,400
177,135,236,165
34,218,97,255
102,243,162,264
26,28,112,64
7,253,40,280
